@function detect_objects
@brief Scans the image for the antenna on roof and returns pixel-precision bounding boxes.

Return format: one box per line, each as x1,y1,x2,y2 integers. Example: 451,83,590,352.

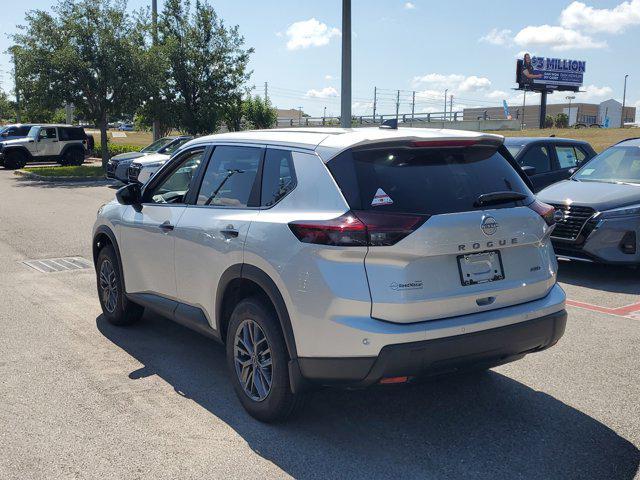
380,118,398,129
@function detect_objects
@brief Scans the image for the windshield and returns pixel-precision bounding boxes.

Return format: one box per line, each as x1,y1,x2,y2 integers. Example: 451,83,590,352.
573,146,640,184
140,137,175,153
506,145,523,158
161,138,190,155
27,126,40,139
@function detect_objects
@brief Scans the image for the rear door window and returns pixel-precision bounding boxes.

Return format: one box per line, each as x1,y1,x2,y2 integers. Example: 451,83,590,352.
555,146,579,169
328,146,532,215
196,146,262,207
518,145,551,172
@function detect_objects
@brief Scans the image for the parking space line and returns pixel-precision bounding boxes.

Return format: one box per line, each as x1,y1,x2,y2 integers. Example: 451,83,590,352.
566,299,640,319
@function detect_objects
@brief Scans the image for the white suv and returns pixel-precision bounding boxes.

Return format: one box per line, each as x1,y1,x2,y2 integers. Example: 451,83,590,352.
93,127,567,422
0,124,88,169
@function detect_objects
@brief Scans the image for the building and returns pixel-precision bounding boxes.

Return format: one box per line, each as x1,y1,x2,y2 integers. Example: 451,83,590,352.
276,108,306,127
463,99,635,129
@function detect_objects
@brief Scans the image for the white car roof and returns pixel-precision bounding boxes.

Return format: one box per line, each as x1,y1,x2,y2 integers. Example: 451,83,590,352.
186,127,504,162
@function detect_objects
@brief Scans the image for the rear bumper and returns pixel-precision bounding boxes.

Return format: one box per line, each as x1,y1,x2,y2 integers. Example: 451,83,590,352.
295,309,567,388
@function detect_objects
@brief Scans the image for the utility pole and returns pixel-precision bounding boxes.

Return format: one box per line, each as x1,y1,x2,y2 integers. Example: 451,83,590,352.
372,86,377,123
151,0,160,140
11,47,20,123
449,94,453,122
565,95,575,127
395,90,400,122
621,74,629,128
443,89,448,121
340,0,351,128
411,90,415,126
264,82,269,103
298,106,303,126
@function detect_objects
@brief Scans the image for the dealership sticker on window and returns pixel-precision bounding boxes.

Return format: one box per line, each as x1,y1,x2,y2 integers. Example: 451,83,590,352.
371,188,393,206
581,168,595,176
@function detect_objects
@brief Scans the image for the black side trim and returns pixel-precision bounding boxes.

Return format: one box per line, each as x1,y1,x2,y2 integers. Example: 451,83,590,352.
93,225,126,292
240,264,299,360
127,292,220,341
3,145,33,159
298,309,567,388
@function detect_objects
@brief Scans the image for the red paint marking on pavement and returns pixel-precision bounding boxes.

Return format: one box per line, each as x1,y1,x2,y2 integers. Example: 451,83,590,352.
566,299,640,318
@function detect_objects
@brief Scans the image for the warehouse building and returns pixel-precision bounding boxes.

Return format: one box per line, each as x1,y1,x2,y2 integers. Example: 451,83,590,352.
463,99,635,129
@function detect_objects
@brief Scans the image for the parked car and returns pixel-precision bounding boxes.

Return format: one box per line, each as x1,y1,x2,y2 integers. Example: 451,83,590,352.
93,127,566,421
0,124,37,141
504,137,596,192
538,137,640,265
118,123,134,131
0,124,89,169
106,136,192,183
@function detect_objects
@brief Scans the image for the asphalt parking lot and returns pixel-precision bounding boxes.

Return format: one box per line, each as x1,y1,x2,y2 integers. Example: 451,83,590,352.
0,170,638,480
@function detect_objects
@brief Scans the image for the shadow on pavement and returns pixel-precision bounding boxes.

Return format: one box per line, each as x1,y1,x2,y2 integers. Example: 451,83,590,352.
558,260,640,295
97,313,639,480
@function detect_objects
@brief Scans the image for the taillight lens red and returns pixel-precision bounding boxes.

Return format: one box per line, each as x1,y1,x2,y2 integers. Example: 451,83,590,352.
288,211,428,247
529,200,556,226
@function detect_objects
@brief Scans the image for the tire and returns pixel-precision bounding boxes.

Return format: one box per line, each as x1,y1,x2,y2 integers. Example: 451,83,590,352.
226,296,304,422
3,150,28,170
59,148,85,166
96,245,144,326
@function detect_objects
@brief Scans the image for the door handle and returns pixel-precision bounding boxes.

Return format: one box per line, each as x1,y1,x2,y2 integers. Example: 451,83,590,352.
220,225,239,238
159,221,174,232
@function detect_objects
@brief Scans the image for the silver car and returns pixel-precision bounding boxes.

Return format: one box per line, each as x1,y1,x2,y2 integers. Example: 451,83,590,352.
538,138,640,265
93,127,567,421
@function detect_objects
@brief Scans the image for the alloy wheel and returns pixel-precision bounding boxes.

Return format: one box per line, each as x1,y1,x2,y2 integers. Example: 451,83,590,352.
99,259,118,314
233,319,273,402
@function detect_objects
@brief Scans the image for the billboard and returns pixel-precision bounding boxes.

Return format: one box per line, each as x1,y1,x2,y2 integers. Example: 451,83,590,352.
516,54,585,92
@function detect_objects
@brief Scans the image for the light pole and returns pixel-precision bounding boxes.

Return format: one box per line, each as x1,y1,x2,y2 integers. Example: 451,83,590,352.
340,0,351,128
621,74,629,128
323,106,327,126
152,0,160,140
565,95,575,127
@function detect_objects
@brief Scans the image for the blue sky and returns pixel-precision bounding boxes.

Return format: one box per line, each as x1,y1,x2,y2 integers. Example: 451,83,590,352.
1,0,639,118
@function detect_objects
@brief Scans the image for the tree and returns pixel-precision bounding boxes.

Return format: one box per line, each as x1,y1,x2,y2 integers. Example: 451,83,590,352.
13,0,151,167
243,95,277,130
555,113,569,128
0,89,15,122
544,115,554,128
159,0,253,135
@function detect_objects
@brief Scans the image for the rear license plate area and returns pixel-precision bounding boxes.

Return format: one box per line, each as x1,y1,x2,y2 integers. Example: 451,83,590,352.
457,250,504,286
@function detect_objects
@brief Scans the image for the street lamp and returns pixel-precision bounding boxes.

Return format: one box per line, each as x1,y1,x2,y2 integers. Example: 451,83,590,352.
621,74,629,128
566,95,575,127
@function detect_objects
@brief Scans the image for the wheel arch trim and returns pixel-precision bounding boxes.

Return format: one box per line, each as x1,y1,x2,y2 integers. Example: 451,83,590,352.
93,225,127,293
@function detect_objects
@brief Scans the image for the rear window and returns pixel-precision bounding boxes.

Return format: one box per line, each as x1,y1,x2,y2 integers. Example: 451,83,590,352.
59,127,86,141
327,146,532,215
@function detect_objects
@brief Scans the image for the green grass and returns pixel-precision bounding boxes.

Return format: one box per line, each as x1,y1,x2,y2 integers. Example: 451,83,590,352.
23,165,105,178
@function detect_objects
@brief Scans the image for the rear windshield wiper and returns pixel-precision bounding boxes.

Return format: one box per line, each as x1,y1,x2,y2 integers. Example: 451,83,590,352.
475,191,527,207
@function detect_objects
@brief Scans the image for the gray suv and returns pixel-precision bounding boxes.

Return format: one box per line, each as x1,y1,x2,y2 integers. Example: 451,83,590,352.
538,137,640,264
93,127,567,421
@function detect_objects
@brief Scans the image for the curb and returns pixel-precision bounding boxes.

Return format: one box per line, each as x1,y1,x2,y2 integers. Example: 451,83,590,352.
14,169,115,184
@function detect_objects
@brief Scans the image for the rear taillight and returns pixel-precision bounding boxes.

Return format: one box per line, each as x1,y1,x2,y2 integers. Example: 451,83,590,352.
529,200,555,226
288,211,428,247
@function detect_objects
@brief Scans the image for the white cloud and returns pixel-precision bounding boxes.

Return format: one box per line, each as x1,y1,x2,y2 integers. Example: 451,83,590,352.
561,0,640,34
413,73,491,93
514,25,606,50
404,2,416,9
458,76,492,92
324,74,333,80
479,28,512,45
486,90,508,100
306,87,339,98
577,84,614,101
284,18,340,50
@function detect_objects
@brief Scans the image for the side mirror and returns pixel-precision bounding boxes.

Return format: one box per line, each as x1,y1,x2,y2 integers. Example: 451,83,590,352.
116,183,142,210
568,167,579,175
522,165,536,176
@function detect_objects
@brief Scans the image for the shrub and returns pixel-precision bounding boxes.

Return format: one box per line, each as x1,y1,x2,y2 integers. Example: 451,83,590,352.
555,113,569,128
107,143,140,158
544,115,554,128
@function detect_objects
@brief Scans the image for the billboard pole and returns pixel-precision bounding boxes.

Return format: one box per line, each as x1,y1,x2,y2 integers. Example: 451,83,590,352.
521,87,527,130
621,74,628,128
539,89,548,129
